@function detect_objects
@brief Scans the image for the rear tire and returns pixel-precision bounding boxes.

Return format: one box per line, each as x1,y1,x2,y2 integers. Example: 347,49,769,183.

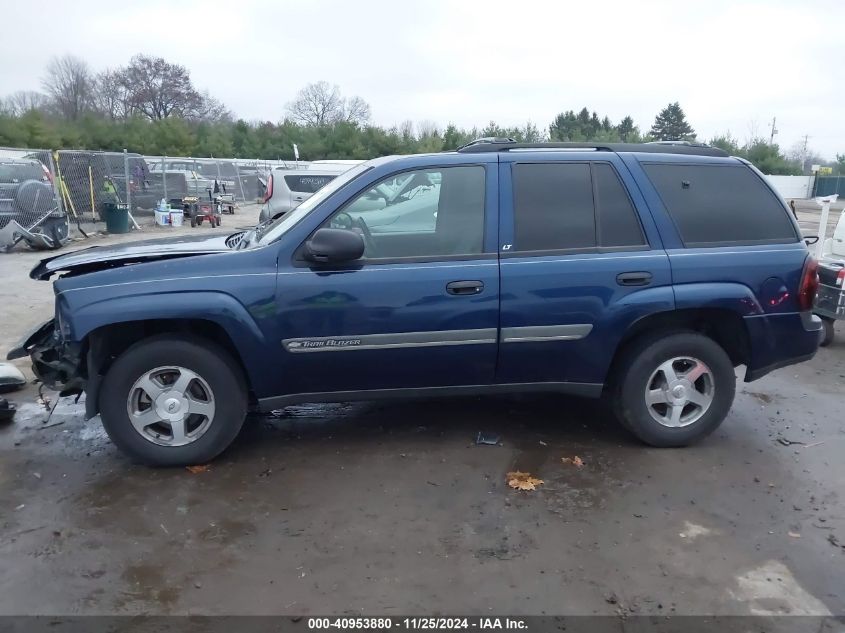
819,317,835,347
612,331,736,447
99,335,248,466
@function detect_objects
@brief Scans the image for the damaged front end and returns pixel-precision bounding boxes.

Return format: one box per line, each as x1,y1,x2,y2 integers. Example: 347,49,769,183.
6,319,86,396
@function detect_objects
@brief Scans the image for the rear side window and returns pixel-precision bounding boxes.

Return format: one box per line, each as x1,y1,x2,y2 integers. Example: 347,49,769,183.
512,162,645,252
284,174,336,193
642,163,797,246
513,163,594,251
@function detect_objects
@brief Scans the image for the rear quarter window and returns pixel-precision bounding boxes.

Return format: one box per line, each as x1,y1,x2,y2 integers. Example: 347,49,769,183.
642,163,798,246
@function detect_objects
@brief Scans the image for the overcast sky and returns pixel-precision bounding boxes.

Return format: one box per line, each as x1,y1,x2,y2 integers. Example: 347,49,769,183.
2,0,843,158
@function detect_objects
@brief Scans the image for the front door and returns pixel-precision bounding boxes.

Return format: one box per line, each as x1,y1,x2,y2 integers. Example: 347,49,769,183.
273,163,500,397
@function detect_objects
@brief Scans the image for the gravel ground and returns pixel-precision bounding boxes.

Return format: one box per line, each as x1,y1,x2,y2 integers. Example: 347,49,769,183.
0,202,843,618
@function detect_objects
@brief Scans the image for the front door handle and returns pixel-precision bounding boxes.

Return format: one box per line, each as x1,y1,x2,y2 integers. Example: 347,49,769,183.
616,272,653,286
446,280,484,295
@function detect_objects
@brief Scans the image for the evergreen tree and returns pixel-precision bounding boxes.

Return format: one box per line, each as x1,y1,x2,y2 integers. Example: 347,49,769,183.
649,102,695,141
617,116,636,142
708,133,741,155
549,110,578,141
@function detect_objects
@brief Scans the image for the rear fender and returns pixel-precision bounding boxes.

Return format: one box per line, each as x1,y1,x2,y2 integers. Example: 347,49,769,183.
673,282,764,316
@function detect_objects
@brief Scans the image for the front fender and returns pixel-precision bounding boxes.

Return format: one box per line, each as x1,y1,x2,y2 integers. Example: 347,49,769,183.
65,290,272,400
68,290,264,343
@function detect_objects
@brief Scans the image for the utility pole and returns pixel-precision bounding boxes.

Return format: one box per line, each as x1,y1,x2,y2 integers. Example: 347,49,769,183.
768,116,777,144
801,134,810,174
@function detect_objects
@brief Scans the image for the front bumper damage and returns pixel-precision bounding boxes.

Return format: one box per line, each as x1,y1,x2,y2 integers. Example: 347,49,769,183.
6,319,86,396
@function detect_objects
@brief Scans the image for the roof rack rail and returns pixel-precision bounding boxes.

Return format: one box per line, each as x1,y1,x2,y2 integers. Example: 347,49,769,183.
455,137,518,151
455,139,728,157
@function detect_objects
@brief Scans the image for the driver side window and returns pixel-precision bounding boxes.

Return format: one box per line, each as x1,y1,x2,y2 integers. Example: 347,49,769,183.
326,166,486,260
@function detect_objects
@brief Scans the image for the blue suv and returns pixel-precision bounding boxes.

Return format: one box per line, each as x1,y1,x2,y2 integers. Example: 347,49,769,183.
8,140,822,466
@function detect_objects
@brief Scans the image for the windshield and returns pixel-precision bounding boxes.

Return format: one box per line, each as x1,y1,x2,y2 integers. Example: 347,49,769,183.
255,163,370,246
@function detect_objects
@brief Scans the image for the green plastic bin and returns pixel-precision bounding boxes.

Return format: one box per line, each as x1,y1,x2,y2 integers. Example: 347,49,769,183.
103,203,130,234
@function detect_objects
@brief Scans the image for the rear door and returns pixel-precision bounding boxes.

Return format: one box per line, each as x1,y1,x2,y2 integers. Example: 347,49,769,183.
496,152,673,387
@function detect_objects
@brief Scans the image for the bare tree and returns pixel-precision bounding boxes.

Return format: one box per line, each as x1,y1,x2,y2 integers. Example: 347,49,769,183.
745,118,762,148
286,81,344,126
343,95,371,125
42,55,93,120
118,54,205,120
194,92,232,122
286,82,372,126
0,90,50,115
787,141,822,174
92,69,130,119
399,120,415,140
416,120,440,138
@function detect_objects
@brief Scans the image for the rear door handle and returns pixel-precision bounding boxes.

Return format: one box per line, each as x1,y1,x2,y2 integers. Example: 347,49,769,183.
616,272,653,286
446,280,484,295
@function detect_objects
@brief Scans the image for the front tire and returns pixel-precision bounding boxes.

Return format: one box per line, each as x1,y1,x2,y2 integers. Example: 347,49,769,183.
612,332,736,447
99,335,247,466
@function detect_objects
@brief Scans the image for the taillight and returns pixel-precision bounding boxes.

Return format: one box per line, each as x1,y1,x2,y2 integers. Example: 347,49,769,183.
263,174,273,203
798,256,819,310
837,268,845,288
41,164,53,183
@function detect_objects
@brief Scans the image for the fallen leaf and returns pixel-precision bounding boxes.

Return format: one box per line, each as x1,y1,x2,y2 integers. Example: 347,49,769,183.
506,470,544,491
186,464,210,474
788,531,801,538
562,456,585,467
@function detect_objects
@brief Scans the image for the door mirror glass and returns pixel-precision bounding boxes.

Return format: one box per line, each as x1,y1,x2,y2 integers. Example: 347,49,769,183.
304,228,365,264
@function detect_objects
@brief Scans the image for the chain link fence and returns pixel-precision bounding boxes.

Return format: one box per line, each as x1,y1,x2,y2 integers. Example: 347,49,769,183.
142,156,288,207
0,146,302,250
0,147,67,250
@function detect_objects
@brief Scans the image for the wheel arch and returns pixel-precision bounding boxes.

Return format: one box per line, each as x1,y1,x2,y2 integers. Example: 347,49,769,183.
81,316,261,420
605,307,750,391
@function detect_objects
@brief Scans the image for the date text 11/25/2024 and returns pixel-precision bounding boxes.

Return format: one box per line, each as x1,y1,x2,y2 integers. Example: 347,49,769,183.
307,617,528,630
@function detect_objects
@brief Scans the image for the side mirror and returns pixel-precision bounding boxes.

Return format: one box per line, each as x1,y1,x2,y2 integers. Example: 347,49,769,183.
804,235,819,245
304,228,365,264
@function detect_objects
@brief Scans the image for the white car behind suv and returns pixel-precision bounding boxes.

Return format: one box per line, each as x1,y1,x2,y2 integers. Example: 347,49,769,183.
259,169,346,222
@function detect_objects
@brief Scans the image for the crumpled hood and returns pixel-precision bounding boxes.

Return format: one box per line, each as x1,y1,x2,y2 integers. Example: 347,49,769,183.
31,233,238,280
